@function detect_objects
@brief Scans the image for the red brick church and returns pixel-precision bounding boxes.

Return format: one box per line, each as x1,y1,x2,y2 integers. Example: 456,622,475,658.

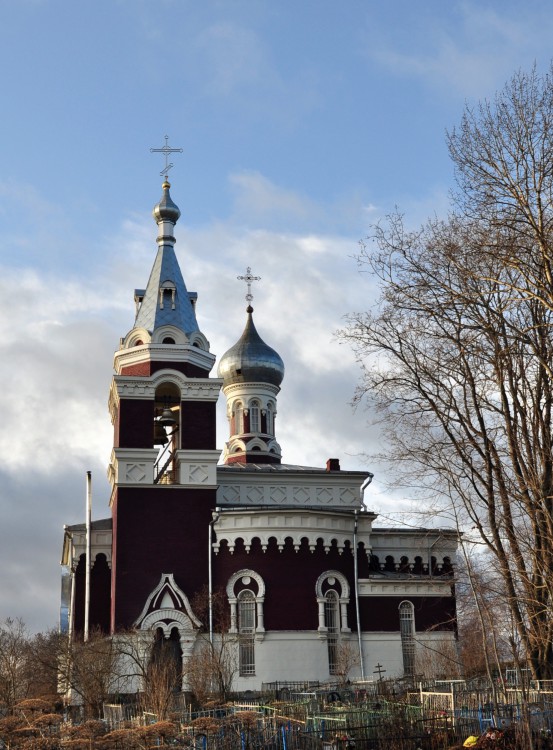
61,171,457,691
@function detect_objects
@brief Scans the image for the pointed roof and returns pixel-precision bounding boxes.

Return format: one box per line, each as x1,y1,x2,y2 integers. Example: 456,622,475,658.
133,179,200,336
133,245,200,334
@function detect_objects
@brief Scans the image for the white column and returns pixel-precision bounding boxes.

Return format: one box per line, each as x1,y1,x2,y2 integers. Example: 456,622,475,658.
229,599,237,633
317,598,326,630
340,599,350,631
256,598,265,633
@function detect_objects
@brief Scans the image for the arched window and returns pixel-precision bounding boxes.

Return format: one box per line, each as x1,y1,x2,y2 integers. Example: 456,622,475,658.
234,402,244,435
324,590,340,674
227,570,266,677
159,282,176,310
399,601,415,677
249,400,260,433
266,402,274,435
238,590,256,676
153,384,181,484
315,571,351,676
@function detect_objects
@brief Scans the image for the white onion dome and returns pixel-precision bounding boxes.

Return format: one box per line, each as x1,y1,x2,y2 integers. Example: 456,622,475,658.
152,178,181,224
218,306,284,387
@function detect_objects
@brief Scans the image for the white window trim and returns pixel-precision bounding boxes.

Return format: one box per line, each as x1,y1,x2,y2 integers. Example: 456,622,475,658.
315,571,351,634
226,569,265,640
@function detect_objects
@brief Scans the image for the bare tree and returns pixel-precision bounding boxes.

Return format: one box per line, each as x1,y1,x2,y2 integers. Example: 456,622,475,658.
139,631,181,721
448,64,553,317
333,640,360,686
339,64,553,680
43,629,123,719
186,587,237,704
415,637,462,681
0,619,33,714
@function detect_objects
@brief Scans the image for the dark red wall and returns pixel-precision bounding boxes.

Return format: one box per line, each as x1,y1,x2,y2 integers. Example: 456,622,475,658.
111,486,216,629
118,400,155,448
213,539,456,633
214,538,356,630
180,402,216,449
117,397,216,450
358,594,456,632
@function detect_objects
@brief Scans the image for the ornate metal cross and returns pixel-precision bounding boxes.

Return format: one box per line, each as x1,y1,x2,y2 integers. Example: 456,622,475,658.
150,135,183,177
237,266,261,303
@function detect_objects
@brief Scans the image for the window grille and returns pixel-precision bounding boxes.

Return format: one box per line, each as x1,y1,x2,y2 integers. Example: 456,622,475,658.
325,591,340,674
238,590,256,675
250,401,260,433
399,601,415,676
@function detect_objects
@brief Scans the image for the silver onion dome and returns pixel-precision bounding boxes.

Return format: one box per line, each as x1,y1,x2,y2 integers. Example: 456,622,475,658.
218,306,285,387
152,179,181,224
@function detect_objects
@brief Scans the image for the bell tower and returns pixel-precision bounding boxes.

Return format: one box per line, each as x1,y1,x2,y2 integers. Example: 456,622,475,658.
107,177,222,631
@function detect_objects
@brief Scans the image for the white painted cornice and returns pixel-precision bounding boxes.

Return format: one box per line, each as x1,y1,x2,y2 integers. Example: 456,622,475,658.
114,342,216,374
222,381,280,401
61,527,112,569
212,508,374,554
370,531,458,563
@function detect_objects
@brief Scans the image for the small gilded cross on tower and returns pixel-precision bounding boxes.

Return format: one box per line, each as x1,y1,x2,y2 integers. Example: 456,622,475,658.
237,266,261,305
150,135,183,177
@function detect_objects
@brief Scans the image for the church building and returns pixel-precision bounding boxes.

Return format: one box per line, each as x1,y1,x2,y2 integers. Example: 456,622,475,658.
61,172,457,692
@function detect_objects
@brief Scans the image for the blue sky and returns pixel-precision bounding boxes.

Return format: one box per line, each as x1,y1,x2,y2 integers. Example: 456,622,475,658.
1,0,553,631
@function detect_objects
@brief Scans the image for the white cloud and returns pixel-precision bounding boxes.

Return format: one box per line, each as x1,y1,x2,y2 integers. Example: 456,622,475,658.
363,2,553,98
229,171,319,225
227,170,376,235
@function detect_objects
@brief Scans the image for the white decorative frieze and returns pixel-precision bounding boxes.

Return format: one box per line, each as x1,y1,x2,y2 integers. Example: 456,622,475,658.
217,481,362,508
182,381,222,400
115,381,156,399
109,448,158,486
126,463,147,482
177,450,219,487
110,370,222,404
359,580,453,597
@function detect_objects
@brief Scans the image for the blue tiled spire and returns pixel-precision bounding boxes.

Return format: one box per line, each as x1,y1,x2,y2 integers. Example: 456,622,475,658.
134,179,200,336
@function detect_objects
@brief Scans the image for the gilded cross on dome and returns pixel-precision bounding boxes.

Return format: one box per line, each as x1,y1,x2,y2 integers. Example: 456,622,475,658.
237,266,261,303
150,135,183,177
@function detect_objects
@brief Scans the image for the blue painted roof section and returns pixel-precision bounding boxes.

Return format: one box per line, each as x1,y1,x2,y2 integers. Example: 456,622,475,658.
133,243,200,335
